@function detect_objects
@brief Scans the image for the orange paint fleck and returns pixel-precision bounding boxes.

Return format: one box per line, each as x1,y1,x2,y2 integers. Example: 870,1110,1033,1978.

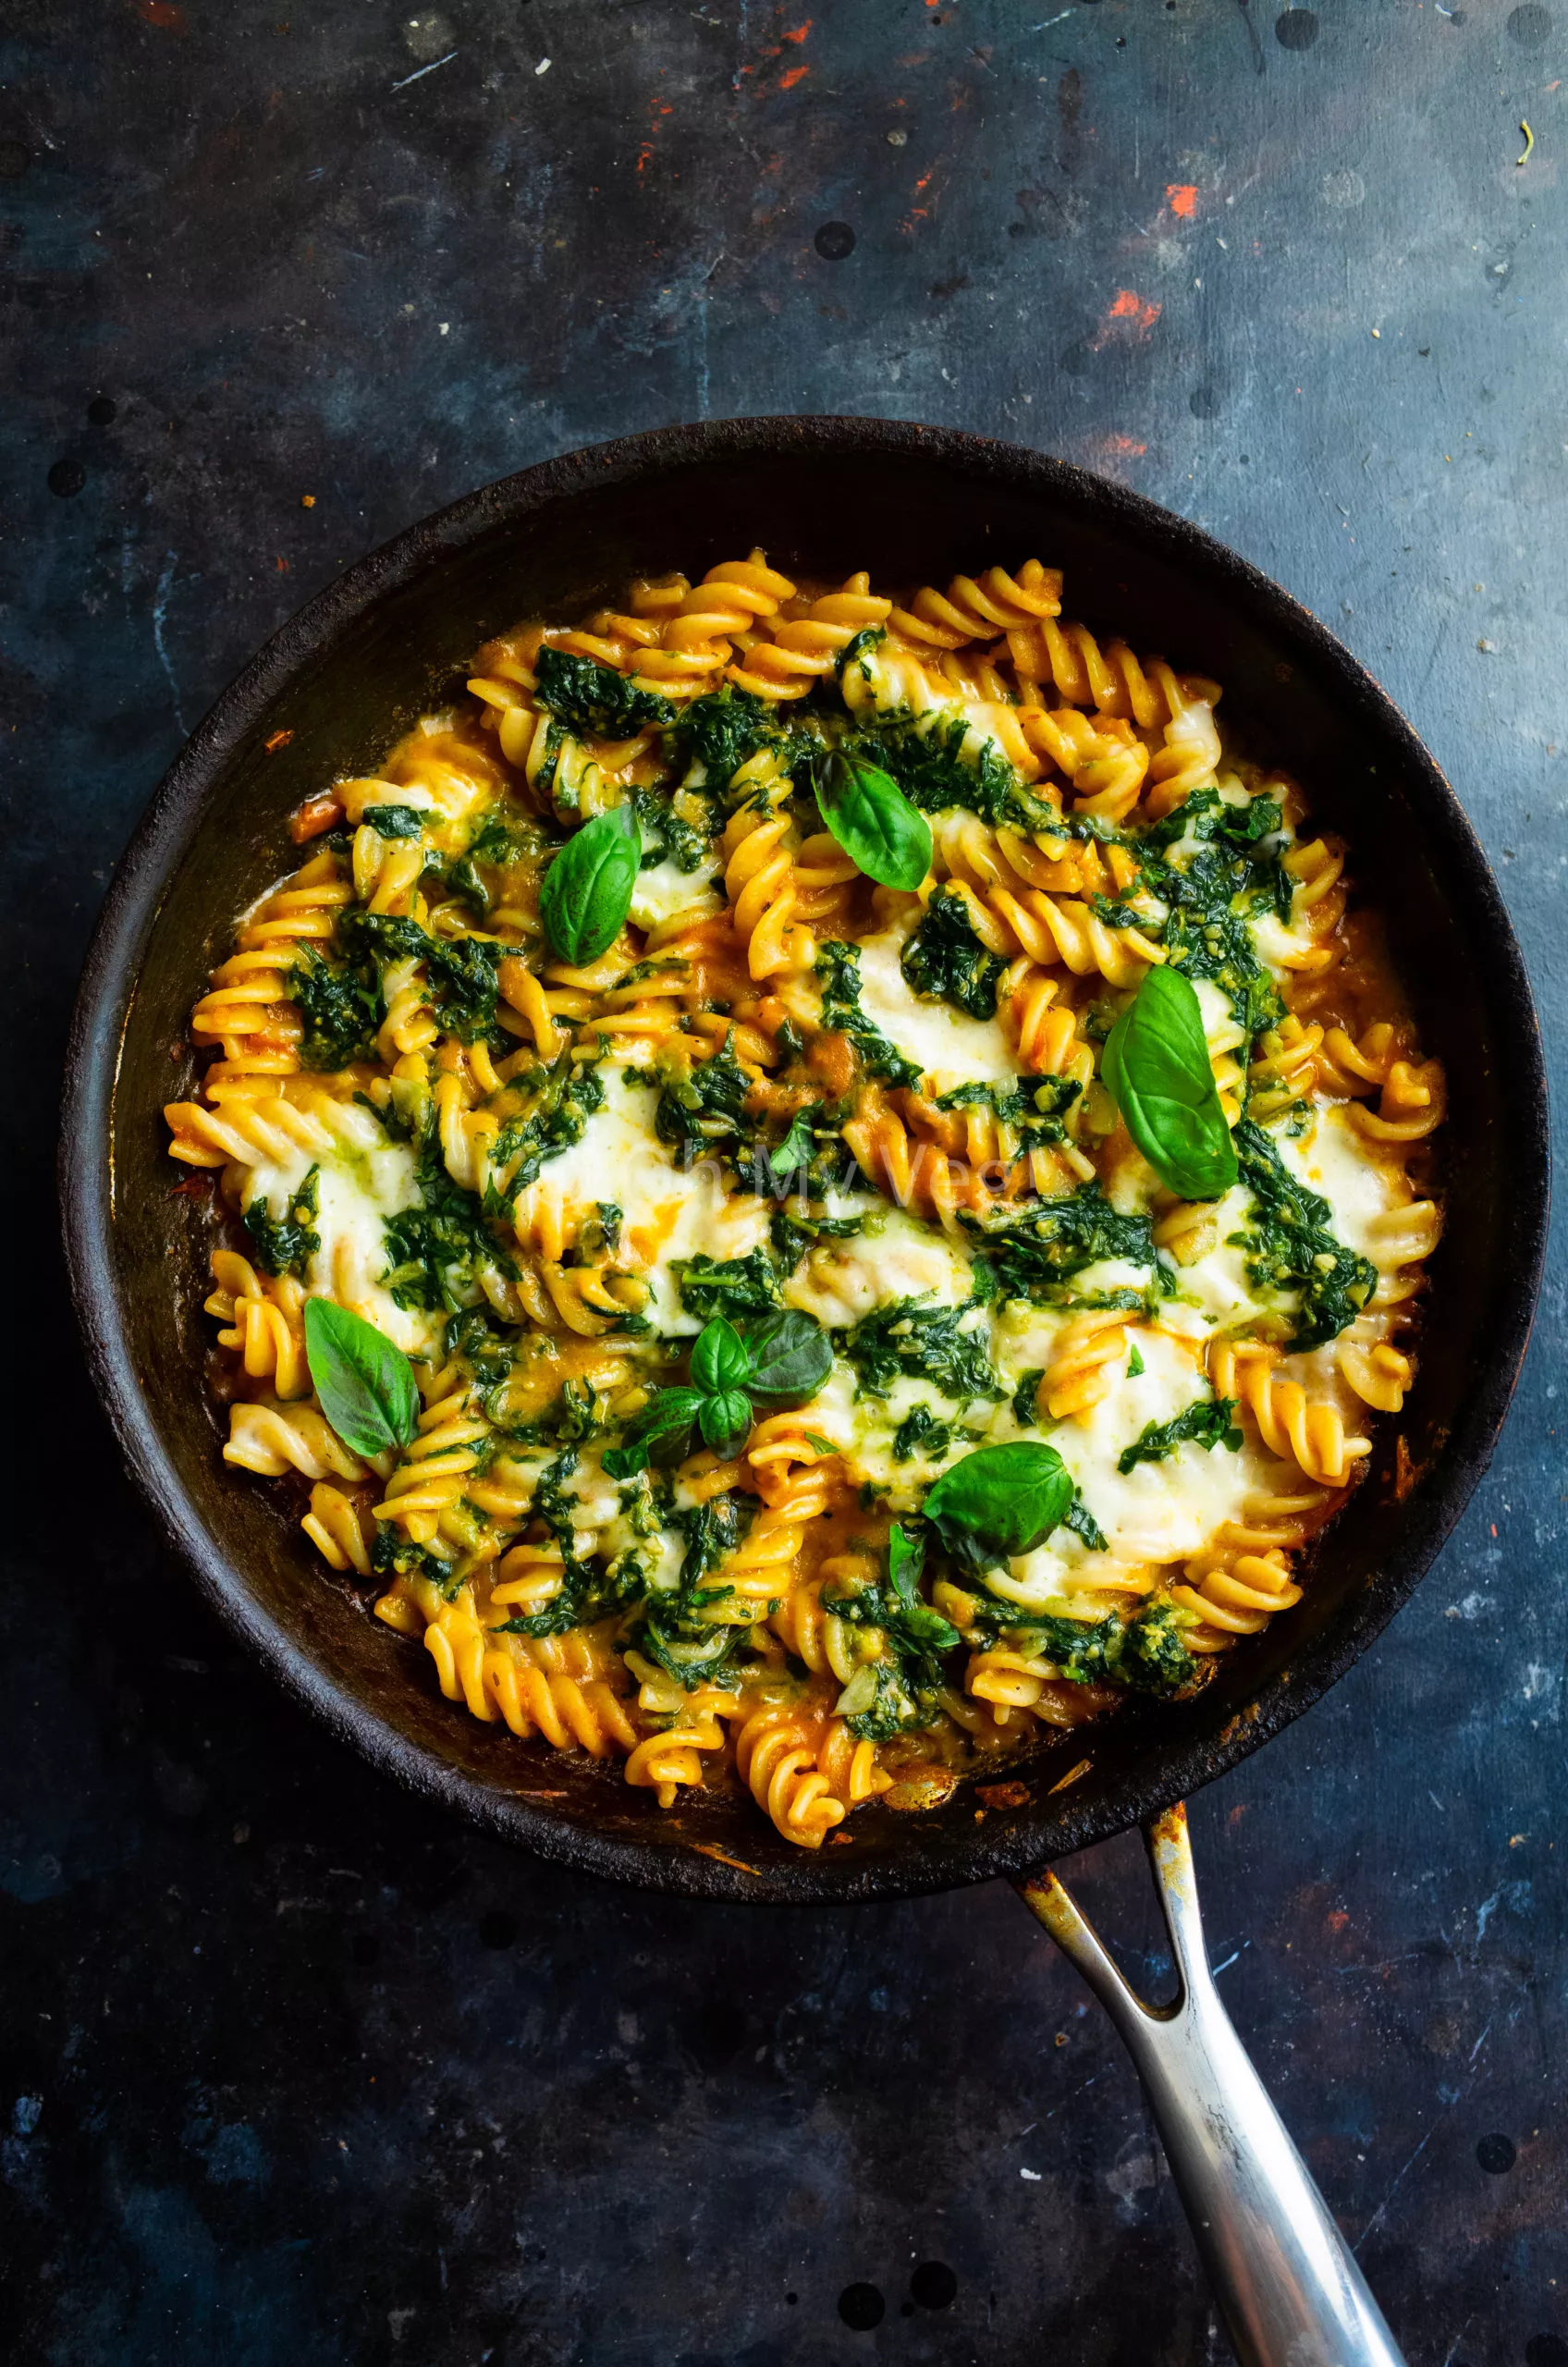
136,0,187,25
636,141,654,174
1089,289,1162,352
275,555,289,573
782,19,811,42
1328,1909,1350,1933
778,63,809,89
1166,181,1199,219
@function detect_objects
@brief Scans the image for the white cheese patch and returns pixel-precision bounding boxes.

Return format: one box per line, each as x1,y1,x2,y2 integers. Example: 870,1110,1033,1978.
627,854,721,932
995,1323,1276,1607
516,1066,771,1335
783,1207,974,1330
1273,1104,1403,1267
816,1360,975,1513
243,1101,435,1355
853,922,1018,1089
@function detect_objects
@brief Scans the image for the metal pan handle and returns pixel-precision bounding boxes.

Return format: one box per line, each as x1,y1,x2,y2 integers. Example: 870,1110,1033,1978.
1015,1804,1405,2367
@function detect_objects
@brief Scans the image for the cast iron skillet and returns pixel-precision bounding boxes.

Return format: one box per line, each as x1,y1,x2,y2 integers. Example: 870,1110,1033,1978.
61,417,1548,1908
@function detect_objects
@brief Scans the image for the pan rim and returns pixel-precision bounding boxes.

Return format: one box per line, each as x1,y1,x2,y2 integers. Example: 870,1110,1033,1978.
60,413,1551,1904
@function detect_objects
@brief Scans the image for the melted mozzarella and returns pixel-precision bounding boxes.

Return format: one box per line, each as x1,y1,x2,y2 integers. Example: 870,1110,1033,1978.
986,1321,1278,1611
1274,1104,1403,1265
783,1208,974,1329
853,922,1017,1089
628,855,720,931
243,1102,434,1355
518,1066,771,1334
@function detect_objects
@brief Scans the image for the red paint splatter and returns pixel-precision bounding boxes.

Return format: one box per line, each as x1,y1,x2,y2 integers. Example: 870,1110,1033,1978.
1327,1909,1350,1933
778,64,809,89
782,19,811,42
1166,182,1198,219
636,141,654,174
136,0,187,25
275,555,289,573
1089,288,1162,351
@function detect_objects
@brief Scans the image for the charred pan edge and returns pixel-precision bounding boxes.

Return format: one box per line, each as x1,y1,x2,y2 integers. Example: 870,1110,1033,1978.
60,417,1550,1904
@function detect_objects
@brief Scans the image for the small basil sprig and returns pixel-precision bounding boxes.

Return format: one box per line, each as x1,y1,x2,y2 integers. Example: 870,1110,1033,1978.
604,1310,833,1478
1102,962,1239,1201
811,749,933,892
303,1298,420,1457
923,1441,1076,1576
769,1103,821,1177
539,803,640,965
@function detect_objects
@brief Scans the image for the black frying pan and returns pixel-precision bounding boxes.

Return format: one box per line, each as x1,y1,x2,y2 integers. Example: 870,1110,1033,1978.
60,418,1548,1912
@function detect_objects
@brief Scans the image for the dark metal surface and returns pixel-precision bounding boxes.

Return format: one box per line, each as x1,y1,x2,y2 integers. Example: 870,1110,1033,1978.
5,3,1567,2360
60,416,1548,1907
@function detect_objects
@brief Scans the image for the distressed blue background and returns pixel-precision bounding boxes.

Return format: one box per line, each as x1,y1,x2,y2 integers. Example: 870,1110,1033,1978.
4,1,1565,2361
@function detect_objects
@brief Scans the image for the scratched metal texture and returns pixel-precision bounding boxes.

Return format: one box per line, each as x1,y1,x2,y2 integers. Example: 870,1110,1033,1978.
2,2,1564,2361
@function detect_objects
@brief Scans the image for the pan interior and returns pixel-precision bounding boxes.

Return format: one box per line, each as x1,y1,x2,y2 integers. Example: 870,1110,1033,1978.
77,423,1545,1901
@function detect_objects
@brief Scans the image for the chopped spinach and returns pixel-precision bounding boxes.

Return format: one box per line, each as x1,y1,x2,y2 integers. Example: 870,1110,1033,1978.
769,1205,865,1268
291,950,383,1071
976,1186,1161,1303
243,1165,320,1278
631,781,716,874
1061,1490,1109,1551
837,1294,1003,1404
631,1490,759,1686
1231,1118,1378,1350
485,1054,607,1208
900,887,1005,1019
842,715,1019,827
336,910,506,1047
533,645,676,740
654,1036,758,1172
822,1527,958,1739
674,683,783,785
383,1130,514,1315
1117,1392,1243,1475
815,941,922,1089
360,803,425,840
674,1249,782,1321
892,1403,952,1464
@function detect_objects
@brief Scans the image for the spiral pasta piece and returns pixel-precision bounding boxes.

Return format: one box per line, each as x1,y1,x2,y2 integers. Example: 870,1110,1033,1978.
733,1701,846,1846
888,558,1063,651
1170,1548,1303,1650
1044,1311,1131,1421
721,748,816,980
1209,1341,1370,1490
728,573,893,698
225,1400,368,1482
301,1481,374,1576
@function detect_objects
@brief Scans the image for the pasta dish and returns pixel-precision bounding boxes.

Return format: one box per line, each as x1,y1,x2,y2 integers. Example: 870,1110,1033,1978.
163,553,1444,1847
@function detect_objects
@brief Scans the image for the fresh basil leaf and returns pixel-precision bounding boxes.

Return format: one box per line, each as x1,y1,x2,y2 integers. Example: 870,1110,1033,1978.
1102,963,1239,1201
923,1441,1075,1559
888,1521,925,1603
303,1298,420,1457
601,1387,704,1478
739,1308,834,1403
769,1104,821,1176
812,749,934,893
539,803,641,965
699,1389,753,1455
691,1316,750,1395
